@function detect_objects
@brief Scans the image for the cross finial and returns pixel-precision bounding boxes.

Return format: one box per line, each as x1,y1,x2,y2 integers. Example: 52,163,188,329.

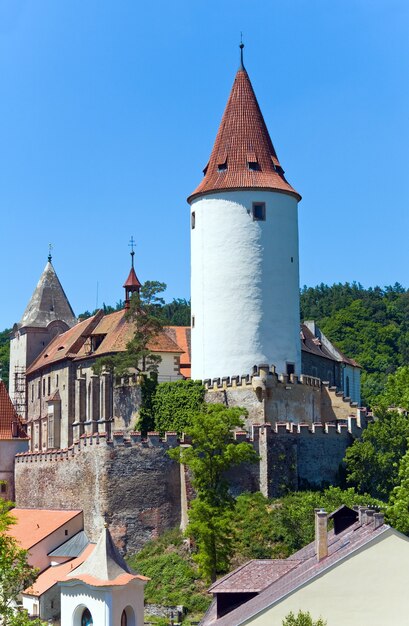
48,243,53,263
239,33,245,70
128,236,135,268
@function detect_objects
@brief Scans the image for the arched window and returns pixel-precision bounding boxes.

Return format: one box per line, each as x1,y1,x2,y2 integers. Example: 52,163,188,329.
81,608,93,626
121,610,128,626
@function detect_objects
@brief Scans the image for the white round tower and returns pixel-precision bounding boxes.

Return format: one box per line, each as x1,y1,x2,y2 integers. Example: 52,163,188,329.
188,48,301,381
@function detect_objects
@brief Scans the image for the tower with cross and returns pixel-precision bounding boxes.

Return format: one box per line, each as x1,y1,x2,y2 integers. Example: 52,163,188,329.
8,250,77,418
123,236,141,309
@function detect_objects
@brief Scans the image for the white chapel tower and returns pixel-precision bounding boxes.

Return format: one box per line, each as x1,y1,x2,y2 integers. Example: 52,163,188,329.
188,46,302,381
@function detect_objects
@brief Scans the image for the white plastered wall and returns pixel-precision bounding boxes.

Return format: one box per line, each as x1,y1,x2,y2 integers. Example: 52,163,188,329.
243,530,409,626
190,190,300,381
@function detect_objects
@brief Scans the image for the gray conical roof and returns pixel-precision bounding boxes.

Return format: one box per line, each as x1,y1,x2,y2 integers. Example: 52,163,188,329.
20,261,76,329
68,526,133,582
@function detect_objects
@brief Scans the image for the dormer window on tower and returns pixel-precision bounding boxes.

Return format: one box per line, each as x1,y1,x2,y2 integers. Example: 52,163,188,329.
217,152,228,172
247,152,260,171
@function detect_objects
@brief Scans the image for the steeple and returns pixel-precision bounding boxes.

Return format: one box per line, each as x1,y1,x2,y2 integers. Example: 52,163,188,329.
19,257,76,329
123,237,141,309
188,47,300,203
67,525,142,585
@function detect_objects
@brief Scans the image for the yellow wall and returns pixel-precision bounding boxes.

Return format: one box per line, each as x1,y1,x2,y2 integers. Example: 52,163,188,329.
245,530,409,626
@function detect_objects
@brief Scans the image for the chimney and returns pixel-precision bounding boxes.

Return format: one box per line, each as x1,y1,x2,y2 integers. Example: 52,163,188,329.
315,509,328,561
373,512,384,529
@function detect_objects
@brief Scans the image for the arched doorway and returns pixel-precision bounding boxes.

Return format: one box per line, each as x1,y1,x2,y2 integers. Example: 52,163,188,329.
81,608,93,626
121,606,136,626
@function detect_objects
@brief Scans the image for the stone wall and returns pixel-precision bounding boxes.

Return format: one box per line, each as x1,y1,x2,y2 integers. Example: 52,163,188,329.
204,365,364,428
15,432,181,554
15,415,364,553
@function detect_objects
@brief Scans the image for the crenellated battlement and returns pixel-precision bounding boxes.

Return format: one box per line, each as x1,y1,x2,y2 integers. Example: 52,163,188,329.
15,413,363,465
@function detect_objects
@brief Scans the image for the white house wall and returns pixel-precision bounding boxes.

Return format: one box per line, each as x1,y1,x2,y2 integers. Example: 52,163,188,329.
191,190,300,381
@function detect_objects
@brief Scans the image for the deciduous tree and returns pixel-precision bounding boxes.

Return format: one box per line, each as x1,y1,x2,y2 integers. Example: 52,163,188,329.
169,405,258,582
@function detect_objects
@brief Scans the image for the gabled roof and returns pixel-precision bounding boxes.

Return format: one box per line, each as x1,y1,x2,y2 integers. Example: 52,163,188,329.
25,312,104,375
0,381,28,439
7,509,83,550
209,559,300,594
188,65,300,203
19,261,76,329
300,323,339,363
24,543,95,597
48,530,90,558
204,518,391,626
66,525,148,587
164,326,191,377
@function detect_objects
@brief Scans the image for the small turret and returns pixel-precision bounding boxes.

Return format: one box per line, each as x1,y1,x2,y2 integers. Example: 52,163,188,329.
123,236,141,309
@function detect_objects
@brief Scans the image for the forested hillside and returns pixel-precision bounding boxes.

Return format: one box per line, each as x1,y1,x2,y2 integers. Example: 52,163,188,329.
1,284,408,406
300,283,409,405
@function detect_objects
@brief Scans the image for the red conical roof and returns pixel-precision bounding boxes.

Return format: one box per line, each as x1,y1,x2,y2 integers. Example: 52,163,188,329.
188,66,300,203
123,267,141,290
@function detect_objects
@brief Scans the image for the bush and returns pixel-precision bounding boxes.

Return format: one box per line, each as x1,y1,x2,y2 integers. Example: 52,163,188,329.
153,380,205,433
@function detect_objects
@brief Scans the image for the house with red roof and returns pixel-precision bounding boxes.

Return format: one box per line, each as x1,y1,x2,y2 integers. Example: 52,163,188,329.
0,380,28,500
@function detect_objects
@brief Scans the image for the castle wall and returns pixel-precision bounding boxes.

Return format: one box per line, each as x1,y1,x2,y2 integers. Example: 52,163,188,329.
15,433,181,554
15,417,363,554
204,366,363,428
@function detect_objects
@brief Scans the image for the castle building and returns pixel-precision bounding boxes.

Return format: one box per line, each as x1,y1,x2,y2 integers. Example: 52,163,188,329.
9,254,77,419
189,45,301,381
0,381,28,500
11,253,187,451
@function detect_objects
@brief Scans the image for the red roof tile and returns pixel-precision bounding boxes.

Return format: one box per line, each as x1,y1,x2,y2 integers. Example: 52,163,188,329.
123,267,141,289
0,381,27,439
188,67,300,203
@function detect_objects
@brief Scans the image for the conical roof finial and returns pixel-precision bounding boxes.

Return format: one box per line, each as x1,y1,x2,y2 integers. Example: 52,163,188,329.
48,243,53,264
239,33,245,70
129,236,135,268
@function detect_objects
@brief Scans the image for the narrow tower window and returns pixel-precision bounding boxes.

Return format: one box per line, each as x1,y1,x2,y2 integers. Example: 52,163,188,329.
191,212,196,229
252,202,266,221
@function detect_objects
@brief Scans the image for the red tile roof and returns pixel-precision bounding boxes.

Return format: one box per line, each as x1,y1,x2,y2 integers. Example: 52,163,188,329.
26,310,184,376
0,381,27,439
24,543,95,596
7,509,83,550
188,67,300,203
164,326,191,376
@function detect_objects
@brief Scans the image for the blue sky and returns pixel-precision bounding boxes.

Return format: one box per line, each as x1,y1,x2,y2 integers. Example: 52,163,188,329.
1,0,408,330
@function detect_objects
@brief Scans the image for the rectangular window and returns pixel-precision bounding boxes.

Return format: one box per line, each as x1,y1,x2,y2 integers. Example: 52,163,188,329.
37,381,41,399
42,379,45,396
56,374,59,387
192,315,195,328
252,202,266,221
191,212,196,229
0,483,7,494
286,363,295,376
47,377,51,396
31,385,34,402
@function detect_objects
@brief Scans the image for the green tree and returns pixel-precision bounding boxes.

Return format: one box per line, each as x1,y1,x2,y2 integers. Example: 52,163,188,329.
282,610,327,626
371,366,409,411
0,328,10,389
93,281,166,376
0,499,45,625
269,487,383,555
387,447,409,534
169,405,258,582
344,410,409,500
153,380,205,434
